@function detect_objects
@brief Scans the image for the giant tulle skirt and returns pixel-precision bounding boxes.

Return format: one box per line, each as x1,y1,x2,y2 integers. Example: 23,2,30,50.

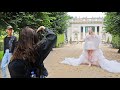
60,48,120,73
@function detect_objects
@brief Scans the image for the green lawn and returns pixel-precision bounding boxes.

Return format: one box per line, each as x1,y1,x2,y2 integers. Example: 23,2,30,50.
56,34,65,48
0,51,3,61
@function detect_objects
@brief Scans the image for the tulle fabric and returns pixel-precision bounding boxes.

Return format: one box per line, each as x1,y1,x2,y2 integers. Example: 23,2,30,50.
60,34,120,73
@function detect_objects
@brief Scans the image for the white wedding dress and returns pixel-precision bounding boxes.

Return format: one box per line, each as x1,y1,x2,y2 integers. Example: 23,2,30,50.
61,34,120,73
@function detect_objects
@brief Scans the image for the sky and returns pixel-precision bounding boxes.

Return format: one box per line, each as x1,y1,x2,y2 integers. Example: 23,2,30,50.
67,12,105,18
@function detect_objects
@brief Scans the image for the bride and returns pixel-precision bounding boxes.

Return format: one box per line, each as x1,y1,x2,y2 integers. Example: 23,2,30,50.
61,27,120,73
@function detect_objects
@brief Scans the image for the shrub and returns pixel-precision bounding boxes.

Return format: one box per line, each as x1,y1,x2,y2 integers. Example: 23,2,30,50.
56,34,65,48
112,35,120,49
0,51,3,61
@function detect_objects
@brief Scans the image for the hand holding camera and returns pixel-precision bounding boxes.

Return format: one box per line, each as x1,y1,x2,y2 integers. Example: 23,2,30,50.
36,26,46,33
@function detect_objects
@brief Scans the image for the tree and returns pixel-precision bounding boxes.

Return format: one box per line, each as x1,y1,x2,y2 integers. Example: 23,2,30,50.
104,12,120,35
0,12,71,33
49,12,72,34
104,12,120,53
0,12,55,31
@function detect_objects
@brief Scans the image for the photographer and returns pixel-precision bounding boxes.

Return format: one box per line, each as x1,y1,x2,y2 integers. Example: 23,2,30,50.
8,26,57,78
36,26,57,78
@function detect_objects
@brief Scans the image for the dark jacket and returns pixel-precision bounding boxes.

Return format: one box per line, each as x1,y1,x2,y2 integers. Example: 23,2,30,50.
36,28,57,64
4,36,17,54
8,29,57,78
36,29,57,77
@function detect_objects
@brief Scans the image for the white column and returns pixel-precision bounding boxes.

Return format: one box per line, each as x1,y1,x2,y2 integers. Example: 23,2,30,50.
80,26,82,40
71,26,73,42
67,28,70,43
98,26,100,35
95,26,97,35
78,26,81,41
69,25,73,44
83,26,85,39
99,26,103,39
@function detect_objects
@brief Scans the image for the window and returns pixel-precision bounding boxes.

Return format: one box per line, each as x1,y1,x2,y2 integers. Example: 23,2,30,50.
97,26,99,32
81,26,83,32
97,26,99,35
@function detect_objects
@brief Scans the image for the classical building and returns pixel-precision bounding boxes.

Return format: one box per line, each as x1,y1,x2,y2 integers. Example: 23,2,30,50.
66,17,112,43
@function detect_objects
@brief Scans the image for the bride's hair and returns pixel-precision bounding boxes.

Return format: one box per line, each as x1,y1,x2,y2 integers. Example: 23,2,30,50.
88,27,94,35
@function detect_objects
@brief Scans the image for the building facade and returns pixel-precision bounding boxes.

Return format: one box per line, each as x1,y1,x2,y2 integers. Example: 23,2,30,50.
66,17,112,43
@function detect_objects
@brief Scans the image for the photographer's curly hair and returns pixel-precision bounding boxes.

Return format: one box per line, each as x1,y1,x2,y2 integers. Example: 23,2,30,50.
11,26,39,63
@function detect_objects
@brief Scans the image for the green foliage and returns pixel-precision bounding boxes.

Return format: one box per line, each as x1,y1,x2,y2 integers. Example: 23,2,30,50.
104,12,120,53
112,35,120,49
0,12,71,48
0,35,4,42
0,12,71,35
56,34,65,48
0,51,3,61
0,41,3,51
0,12,55,31
49,12,72,34
104,12,120,35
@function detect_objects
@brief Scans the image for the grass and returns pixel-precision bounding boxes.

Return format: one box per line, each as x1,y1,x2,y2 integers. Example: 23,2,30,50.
56,34,65,48
0,51,3,61
0,38,3,42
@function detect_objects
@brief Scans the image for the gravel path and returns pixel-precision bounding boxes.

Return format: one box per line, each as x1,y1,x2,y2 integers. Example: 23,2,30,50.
44,43,120,78
1,43,120,78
